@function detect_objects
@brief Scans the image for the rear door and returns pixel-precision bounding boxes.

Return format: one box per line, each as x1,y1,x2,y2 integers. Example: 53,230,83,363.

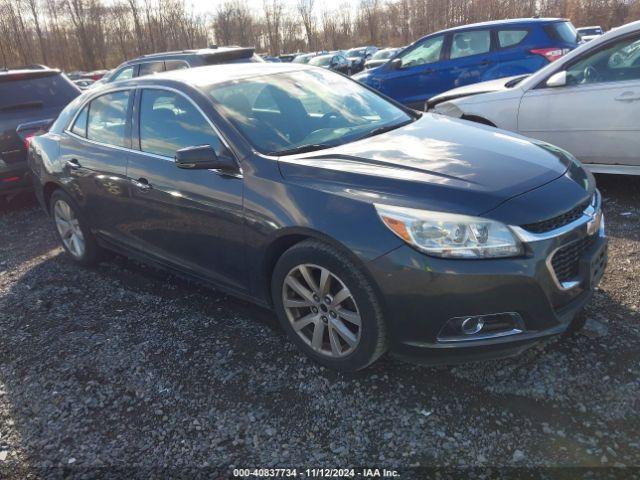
379,33,446,108
439,29,494,89
60,89,134,239
518,33,640,169
125,87,247,291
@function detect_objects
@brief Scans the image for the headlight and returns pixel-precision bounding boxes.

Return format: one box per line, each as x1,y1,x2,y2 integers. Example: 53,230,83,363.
375,204,523,259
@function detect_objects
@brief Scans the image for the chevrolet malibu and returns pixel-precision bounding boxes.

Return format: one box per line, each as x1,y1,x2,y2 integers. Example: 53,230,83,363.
29,63,607,371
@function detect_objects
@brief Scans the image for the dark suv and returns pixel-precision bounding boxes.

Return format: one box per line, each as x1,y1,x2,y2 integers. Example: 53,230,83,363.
105,47,263,84
1,67,79,198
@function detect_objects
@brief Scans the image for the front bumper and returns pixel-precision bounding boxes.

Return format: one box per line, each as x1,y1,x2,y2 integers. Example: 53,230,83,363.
367,198,607,365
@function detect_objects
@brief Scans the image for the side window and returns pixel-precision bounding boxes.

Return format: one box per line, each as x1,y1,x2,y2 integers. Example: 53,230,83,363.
111,66,135,82
498,30,528,48
400,35,444,68
139,89,224,158
165,60,189,72
87,91,131,147
566,35,640,86
138,61,165,77
71,105,88,137
450,30,491,59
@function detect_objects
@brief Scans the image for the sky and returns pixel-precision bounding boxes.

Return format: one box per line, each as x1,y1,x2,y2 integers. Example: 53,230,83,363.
187,0,352,17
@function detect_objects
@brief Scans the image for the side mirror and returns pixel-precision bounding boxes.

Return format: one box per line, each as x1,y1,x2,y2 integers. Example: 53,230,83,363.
389,58,402,70
175,145,238,174
546,71,567,88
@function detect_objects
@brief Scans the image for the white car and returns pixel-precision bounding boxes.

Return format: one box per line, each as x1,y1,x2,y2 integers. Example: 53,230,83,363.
577,26,604,42
433,20,640,175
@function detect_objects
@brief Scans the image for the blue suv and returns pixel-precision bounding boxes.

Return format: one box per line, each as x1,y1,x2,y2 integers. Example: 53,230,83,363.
354,18,580,109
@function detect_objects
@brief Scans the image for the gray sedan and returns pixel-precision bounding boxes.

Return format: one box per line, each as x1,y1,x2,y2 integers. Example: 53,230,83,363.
433,20,640,176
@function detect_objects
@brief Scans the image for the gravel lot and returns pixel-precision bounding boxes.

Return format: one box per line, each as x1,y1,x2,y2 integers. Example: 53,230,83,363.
0,175,638,477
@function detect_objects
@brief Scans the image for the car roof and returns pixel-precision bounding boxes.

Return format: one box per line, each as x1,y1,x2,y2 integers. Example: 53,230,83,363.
132,63,312,88
577,26,602,29
439,17,567,34
0,66,60,80
123,46,253,64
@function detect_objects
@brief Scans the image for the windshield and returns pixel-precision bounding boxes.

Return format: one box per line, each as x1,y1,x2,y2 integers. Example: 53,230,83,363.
309,56,332,66
292,55,312,64
347,48,366,57
205,69,413,155
371,49,395,60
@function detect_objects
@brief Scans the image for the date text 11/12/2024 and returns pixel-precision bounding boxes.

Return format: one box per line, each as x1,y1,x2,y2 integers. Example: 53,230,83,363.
232,468,401,478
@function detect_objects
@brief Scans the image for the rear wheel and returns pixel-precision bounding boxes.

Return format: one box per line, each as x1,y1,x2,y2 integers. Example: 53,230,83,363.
272,240,388,371
50,190,102,265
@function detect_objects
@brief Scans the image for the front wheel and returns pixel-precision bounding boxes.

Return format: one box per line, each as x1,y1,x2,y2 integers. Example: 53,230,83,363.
272,240,388,371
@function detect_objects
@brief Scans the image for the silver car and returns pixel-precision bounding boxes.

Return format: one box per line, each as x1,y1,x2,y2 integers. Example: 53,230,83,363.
433,20,640,175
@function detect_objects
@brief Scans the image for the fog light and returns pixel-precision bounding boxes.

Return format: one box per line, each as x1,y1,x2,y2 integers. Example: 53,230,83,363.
438,312,524,342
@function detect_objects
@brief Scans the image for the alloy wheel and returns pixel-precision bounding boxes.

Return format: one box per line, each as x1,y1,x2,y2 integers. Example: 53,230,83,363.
282,263,361,357
53,199,85,259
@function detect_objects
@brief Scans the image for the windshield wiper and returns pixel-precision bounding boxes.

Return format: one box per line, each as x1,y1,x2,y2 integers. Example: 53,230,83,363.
268,144,334,156
355,118,414,142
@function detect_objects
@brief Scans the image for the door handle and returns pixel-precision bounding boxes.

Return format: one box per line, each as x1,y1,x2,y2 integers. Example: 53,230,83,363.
423,68,434,74
131,177,152,192
66,158,80,169
479,59,492,66
614,92,640,102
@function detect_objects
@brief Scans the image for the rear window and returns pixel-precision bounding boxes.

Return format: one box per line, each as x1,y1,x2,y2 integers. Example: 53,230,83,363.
498,30,529,48
0,73,79,112
544,21,579,43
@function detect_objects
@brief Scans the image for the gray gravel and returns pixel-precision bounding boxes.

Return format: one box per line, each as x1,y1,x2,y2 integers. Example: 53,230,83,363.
0,175,639,477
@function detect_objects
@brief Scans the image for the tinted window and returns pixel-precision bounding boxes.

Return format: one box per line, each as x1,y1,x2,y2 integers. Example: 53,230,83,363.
498,30,528,48
138,61,165,77
71,105,88,137
566,35,640,85
165,60,189,71
111,66,135,82
0,73,79,111
545,22,579,43
400,35,444,67
87,91,131,147
206,69,411,155
139,89,223,158
450,30,491,59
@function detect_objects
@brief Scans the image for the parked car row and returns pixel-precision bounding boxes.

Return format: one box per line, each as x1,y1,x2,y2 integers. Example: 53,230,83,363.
4,17,635,371
431,20,640,175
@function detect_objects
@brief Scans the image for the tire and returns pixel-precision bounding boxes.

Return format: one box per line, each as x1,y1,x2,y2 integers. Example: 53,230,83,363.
49,189,102,266
271,239,388,371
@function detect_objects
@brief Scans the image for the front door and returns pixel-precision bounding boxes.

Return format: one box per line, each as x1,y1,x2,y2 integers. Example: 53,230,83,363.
518,33,640,168
125,87,247,292
380,34,446,108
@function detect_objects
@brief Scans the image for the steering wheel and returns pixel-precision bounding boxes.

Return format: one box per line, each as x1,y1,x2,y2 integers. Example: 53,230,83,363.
583,65,600,83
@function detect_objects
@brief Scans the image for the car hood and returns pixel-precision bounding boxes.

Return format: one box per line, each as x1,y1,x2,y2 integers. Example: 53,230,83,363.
427,75,527,108
278,114,575,217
